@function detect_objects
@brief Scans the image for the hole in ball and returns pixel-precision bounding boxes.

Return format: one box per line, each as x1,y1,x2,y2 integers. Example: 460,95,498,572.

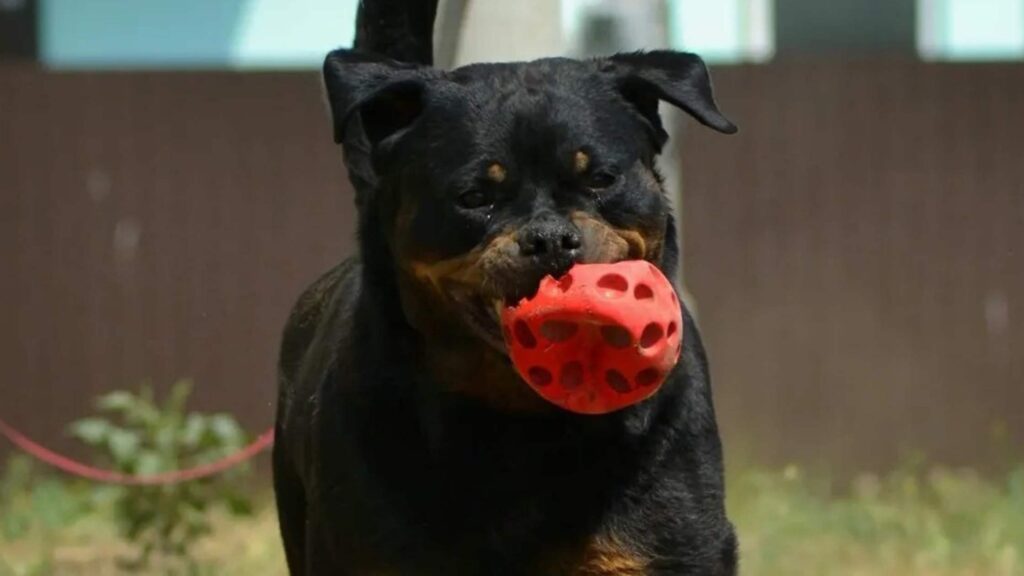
606,370,631,393
514,320,537,349
667,321,677,338
636,368,660,387
600,325,632,349
596,273,629,298
527,367,552,387
540,320,578,343
640,323,663,349
634,283,654,300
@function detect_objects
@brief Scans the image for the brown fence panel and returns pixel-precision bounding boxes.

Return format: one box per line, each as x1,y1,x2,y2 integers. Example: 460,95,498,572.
1,61,1022,471
681,60,1024,471
1,65,355,458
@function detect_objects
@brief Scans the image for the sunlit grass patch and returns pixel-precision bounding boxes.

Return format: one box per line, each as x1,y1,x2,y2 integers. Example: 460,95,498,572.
2,455,1023,575
729,461,1024,576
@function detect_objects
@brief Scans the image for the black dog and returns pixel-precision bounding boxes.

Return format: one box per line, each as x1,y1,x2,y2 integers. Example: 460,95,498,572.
274,1,738,574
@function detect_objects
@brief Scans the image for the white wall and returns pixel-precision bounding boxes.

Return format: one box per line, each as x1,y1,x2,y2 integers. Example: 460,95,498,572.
451,0,565,65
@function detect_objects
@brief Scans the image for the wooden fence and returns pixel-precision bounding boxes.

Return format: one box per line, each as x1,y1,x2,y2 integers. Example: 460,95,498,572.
1,60,1021,471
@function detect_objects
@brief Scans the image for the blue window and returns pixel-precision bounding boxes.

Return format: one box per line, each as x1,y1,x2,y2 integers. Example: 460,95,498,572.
561,0,774,63
918,0,1024,60
40,0,358,69
667,0,774,63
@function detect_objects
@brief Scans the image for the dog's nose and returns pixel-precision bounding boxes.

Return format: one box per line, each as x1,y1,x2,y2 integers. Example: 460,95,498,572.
506,217,583,301
517,217,582,260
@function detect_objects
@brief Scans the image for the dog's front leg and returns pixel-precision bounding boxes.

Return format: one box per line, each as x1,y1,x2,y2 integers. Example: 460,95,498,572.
302,512,347,576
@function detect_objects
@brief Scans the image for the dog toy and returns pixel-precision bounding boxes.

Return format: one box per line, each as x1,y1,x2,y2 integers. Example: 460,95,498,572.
501,261,683,414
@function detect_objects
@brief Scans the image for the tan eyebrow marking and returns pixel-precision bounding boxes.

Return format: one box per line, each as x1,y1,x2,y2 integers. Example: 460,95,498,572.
574,150,590,174
487,163,507,183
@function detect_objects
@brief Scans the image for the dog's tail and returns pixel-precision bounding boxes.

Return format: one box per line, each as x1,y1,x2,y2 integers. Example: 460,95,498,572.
354,0,440,65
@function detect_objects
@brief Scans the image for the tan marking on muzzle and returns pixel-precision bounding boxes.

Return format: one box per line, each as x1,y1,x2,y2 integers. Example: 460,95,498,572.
570,212,655,262
408,231,518,298
410,249,486,291
403,231,553,414
613,228,653,260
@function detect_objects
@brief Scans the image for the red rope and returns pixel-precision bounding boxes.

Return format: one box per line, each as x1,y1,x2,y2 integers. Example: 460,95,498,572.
0,417,274,485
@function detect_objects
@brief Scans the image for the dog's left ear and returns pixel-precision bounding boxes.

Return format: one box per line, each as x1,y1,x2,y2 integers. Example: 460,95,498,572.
322,49,435,148
599,50,737,147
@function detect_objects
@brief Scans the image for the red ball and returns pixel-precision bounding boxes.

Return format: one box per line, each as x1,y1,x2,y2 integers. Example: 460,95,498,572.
501,261,683,415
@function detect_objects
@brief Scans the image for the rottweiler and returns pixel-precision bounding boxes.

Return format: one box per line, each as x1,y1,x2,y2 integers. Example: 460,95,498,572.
273,1,738,574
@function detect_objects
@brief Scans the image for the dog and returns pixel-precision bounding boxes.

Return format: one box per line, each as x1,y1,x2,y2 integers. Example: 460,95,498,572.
273,1,738,574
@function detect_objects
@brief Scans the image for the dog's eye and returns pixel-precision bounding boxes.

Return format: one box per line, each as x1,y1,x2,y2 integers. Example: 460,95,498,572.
457,189,492,210
584,170,618,190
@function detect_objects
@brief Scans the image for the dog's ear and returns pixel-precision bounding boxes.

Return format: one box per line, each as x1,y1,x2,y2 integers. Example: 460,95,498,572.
598,50,737,147
323,49,432,148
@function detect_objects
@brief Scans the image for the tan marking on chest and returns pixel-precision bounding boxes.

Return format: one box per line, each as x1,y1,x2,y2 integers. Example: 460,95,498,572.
577,538,647,575
547,534,649,576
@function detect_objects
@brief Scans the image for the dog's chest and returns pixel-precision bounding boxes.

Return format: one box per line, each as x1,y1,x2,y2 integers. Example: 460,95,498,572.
319,422,659,575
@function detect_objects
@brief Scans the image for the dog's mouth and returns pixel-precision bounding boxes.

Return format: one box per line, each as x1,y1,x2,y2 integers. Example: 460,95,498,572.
442,262,598,354
448,291,518,353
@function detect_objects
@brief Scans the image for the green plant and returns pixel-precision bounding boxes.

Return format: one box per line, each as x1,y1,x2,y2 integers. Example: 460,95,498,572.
1,454,90,539
0,454,87,576
68,380,254,574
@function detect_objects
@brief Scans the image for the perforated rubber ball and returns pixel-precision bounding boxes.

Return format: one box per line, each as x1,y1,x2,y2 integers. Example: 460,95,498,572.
501,260,683,415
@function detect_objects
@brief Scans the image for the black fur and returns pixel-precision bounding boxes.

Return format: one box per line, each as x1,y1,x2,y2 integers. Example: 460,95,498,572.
274,2,738,574
354,0,439,65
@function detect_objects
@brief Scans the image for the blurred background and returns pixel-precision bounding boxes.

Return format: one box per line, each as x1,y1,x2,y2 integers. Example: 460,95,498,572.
1,0,1022,574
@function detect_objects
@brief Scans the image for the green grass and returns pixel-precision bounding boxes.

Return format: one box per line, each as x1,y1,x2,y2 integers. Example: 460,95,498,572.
2,459,1023,575
0,500,284,576
729,462,1024,575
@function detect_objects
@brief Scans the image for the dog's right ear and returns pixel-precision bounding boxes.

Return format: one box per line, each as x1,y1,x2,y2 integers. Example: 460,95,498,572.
597,51,736,149
323,49,432,148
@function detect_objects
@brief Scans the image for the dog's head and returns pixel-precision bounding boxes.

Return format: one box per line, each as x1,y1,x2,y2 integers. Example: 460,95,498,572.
325,50,734,358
